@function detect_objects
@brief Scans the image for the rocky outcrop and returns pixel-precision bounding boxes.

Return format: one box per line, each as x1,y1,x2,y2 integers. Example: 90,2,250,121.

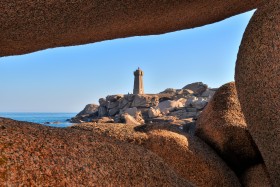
71,83,216,124
185,96,208,109
70,104,99,123
76,104,99,116
0,1,264,57
0,118,192,186
235,1,280,185
158,100,183,114
241,164,272,187
182,82,208,95
72,82,215,124
120,113,142,125
148,107,161,118
123,107,138,117
131,95,159,108
72,122,241,187
160,88,194,99
196,82,262,174
201,89,217,98
92,117,114,124
167,108,197,120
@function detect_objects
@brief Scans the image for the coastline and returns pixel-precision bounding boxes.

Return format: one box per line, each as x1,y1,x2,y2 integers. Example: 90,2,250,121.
0,112,76,128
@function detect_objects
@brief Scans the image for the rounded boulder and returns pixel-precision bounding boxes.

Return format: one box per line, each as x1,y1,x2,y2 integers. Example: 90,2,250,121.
196,82,261,174
74,122,241,187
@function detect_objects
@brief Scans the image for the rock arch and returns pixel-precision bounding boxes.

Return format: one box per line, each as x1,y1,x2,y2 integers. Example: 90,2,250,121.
1,0,263,57
1,0,280,186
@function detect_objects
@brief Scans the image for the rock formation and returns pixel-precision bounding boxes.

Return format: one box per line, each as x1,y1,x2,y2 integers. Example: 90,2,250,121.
76,104,99,116
120,113,144,125
0,1,264,57
0,118,192,186
145,130,241,187
241,164,272,187
71,82,216,124
1,0,280,185
182,82,208,95
72,122,241,187
235,1,280,185
70,104,99,123
158,100,183,114
196,82,262,174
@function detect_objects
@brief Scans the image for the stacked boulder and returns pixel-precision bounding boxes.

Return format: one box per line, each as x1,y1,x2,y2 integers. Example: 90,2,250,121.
71,82,217,124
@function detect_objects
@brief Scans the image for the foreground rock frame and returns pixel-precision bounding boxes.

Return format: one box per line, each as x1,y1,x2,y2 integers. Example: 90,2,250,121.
1,0,279,186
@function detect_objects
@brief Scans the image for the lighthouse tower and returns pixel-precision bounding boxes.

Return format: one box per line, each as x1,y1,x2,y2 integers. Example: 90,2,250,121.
133,68,144,95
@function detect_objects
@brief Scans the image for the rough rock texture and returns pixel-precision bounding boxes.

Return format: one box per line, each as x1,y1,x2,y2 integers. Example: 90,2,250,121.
185,97,208,109
0,1,264,57
145,130,241,187
201,89,216,97
0,118,192,186
92,117,114,123
73,85,214,124
131,94,159,108
241,164,272,187
122,107,138,117
196,82,262,174
183,82,208,95
168,108,197,119
135,111,145,124
76,104,99,116
121,113,141,125
73,122,241,187
158,100,183,113
235,1,280,185
148,107,161,118
98,106,107,117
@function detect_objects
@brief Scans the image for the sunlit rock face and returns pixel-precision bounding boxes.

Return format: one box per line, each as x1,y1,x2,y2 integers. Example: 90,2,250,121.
72,122,241,187
235,0,280,186
0,0,264,57
196,82,262,174
0,118,192,186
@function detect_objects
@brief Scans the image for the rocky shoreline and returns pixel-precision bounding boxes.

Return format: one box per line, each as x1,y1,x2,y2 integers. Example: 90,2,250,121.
0,82,273,186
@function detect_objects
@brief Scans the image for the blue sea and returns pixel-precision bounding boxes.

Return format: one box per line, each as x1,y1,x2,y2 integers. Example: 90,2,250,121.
0,113,76,128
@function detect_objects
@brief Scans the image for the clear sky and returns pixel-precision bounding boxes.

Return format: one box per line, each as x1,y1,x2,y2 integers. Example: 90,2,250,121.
0,10,254,113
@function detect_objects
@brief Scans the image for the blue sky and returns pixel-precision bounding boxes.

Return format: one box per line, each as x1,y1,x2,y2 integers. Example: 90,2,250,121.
0,10,254,113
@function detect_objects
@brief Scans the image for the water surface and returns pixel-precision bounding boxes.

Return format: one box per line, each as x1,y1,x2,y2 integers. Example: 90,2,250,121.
0,113,76,128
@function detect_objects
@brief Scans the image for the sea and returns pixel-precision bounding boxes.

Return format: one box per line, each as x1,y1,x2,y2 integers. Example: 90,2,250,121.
0,113,76,128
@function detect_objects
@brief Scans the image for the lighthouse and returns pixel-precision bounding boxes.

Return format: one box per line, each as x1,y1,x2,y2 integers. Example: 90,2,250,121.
133,68,144,95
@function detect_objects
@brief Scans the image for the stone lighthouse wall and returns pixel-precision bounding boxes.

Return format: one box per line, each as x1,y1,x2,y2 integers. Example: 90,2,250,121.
133,68,144,94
